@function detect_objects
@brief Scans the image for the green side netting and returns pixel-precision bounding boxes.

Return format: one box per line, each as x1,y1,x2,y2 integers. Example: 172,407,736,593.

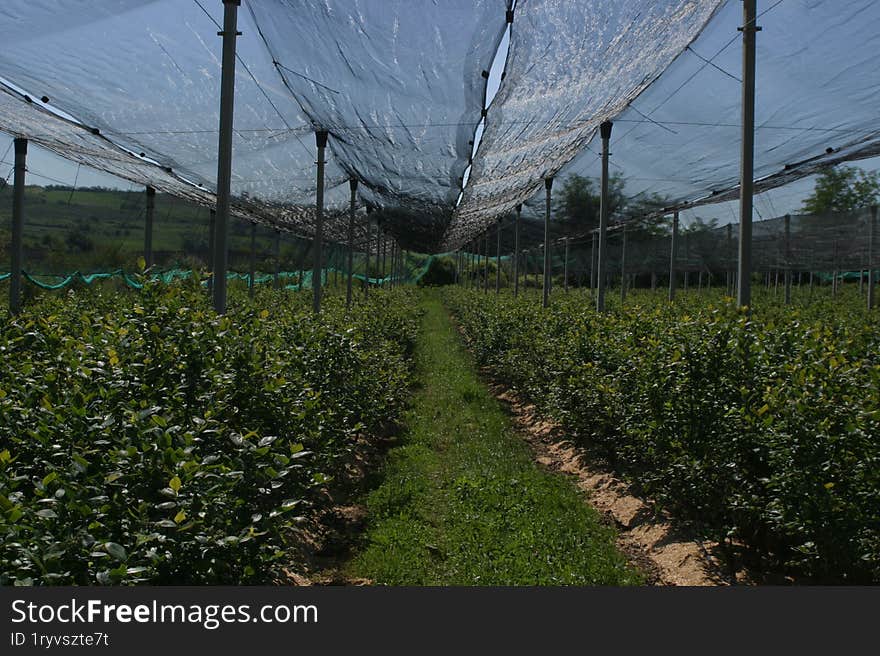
1,260,433,291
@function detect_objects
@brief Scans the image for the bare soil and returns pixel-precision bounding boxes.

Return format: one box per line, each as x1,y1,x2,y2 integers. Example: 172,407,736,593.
278,432,398,586
485,377,738,586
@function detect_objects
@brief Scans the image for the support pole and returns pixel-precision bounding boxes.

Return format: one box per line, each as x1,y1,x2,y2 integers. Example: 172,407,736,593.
784,214,792,305
346,178,357,310
563,237,569,293
669,211,679,301
144,186,155,270
364,208,372,298
382,233,388,286
299,241,305,293
208,209,216,293
513,204,521,298
543,177,553,308
212,0,241,314
596,121,613,312
375,219,382,290
533,249,538,290
726,223,733,296
495,219,502,294
248,221,256,298
590,232,597,295
869,206,876,311
620,224,627,303
9,138,26,315
313,129,328,314
483,232,489,293
273,229,280,289
737,0,759,309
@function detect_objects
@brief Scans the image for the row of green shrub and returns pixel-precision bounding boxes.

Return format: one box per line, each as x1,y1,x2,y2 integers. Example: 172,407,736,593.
0,281,420,585
445,287,880,582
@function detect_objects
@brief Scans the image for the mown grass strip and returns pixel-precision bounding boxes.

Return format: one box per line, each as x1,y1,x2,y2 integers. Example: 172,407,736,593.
349,291,642,585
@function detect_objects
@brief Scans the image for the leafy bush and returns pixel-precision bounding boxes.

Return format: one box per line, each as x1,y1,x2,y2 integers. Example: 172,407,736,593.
0,283,420,585
445,286,880,582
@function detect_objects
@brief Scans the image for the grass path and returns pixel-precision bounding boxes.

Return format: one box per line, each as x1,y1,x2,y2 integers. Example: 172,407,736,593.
347,292,642,585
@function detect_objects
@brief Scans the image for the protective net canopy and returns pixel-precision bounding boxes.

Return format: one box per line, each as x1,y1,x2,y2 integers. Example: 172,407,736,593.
0,1,878,254
545,0,880,225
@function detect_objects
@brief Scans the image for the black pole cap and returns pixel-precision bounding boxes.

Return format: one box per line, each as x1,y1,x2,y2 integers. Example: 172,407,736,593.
545,177,553,191
600,121,613,139
349,177,358,191
146,186,156,197
14,137,27,155
315,130,329,148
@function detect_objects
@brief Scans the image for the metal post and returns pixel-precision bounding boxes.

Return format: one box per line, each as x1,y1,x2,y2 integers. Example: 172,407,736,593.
144,186,155,270
832,241,839,298
563,237,569,293
533,249,538,290
298,240,305,293
382,233,388,287
590,232,597,295
784,214,792,305
313,129,328,314
346,178,357,310
669,211,679,301
737,0,759,309
273,229,280,289
208,209,216,293
513,204,521,298
9,138,26,315
495,219,502,294
212,0,240,314
248,221,256,298
483,232,489,293
364,208,372,298
596,121,613,312
374,219,382,290
726,223,733,296
869,205,876,310
620,225,627,303
543,177,553,308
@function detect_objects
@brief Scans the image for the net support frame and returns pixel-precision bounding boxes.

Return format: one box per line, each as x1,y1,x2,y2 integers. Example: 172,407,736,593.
212,0,241,315
596,121,613,313
543,177,553,308
737,0,759,309
313,129,328,314
144,186,155,270
346,177,357,311
9,137,27,316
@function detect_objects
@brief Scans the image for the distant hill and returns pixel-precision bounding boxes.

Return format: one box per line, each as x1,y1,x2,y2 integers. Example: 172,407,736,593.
0,185,322,274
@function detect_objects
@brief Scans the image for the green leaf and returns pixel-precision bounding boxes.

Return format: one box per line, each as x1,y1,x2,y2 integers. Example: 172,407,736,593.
105,542,127,561
169,475,181,493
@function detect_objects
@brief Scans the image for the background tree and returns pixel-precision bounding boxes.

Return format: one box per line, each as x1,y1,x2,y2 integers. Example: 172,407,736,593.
801,165,880,214
554,173,626,229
